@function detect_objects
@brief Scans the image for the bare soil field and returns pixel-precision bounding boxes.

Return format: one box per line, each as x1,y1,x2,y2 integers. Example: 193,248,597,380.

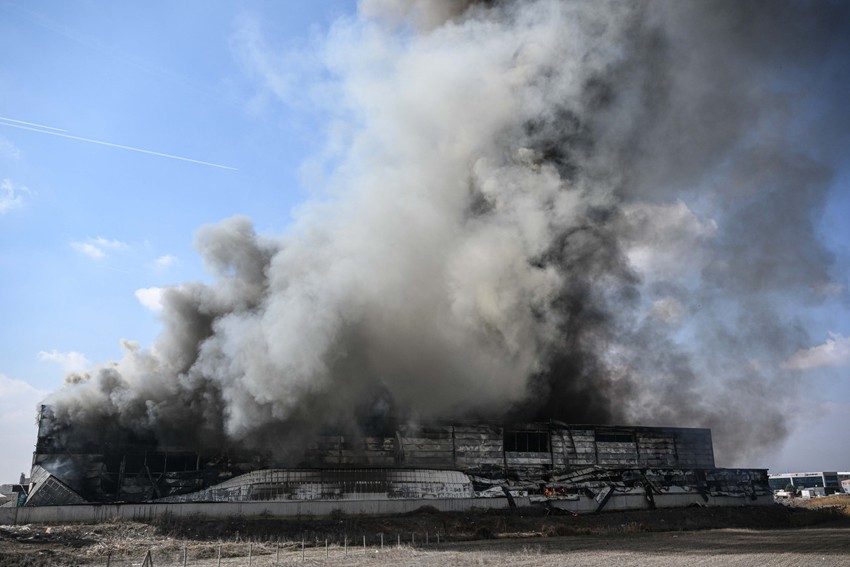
2,496,850,566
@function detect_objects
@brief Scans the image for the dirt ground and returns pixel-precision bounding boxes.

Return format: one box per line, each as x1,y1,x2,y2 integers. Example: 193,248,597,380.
2,496,849,566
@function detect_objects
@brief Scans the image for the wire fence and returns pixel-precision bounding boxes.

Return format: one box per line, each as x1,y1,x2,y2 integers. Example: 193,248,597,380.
97,531,447,566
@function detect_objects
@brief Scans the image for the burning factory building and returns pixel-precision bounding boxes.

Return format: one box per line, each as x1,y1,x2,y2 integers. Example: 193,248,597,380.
17,0,848,519
27,406,771,513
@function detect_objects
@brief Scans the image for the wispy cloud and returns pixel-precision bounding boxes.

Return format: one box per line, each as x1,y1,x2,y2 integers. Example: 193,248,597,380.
71,236,129,259
91,237,128,250
813,282,846,298
233,16,294,101
155,254,177,267
231,14,323,113
135,287,164,312
784,332,850,370
71,242,105,259
38,349,91,374
0,135,21,159
0,178,28,213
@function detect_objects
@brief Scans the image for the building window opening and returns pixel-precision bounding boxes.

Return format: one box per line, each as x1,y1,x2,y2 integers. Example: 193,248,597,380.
504,431,550,452
596,432,635,443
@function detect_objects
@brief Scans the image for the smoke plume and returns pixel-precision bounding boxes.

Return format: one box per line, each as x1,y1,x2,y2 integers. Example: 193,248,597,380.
46,0,850,465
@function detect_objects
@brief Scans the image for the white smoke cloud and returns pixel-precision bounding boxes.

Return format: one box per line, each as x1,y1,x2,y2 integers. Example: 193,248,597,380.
621,200,717,280
784,333,850,370
135,287,165,312
650,297,685,325
38,350,91,374
358,0,479,31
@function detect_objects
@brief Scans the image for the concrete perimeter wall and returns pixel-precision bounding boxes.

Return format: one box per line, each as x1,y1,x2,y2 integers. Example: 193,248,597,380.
0,491,773,525
0,497,520,525
550,493,774,514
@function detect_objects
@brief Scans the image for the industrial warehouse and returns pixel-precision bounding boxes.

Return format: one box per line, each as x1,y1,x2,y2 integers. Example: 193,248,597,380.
5,405,772,524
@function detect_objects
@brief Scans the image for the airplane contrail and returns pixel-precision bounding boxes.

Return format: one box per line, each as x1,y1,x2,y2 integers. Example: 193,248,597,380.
0,115,67,132
0,118,237,171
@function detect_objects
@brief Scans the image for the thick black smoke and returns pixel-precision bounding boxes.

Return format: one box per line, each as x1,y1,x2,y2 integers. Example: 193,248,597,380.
45,0,850,465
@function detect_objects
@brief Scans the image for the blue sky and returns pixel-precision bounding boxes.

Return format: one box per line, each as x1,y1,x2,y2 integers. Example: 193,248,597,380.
1,1,849,482
0,0,357,480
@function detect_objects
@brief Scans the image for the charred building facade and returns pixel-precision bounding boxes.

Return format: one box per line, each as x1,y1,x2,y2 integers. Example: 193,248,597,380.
27,406,770,511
